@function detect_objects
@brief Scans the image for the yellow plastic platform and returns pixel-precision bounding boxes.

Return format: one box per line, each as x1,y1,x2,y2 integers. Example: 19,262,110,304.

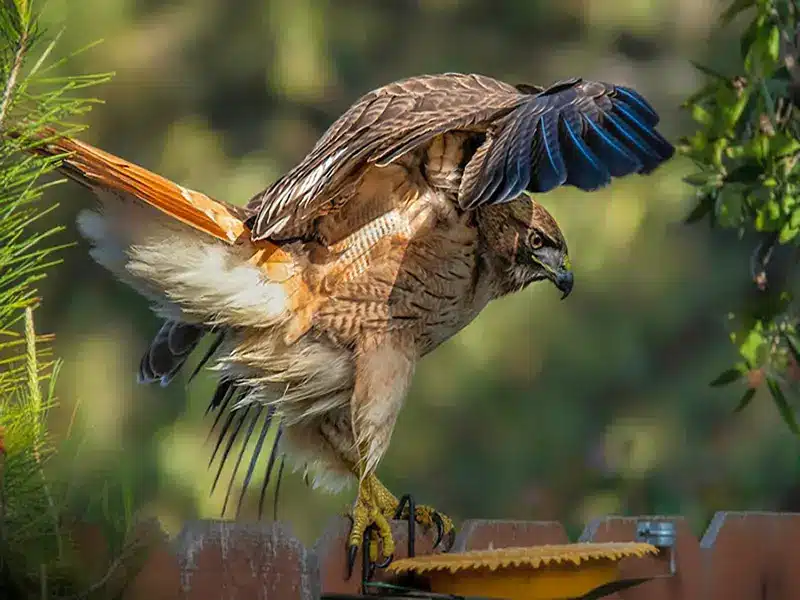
387,542,658,600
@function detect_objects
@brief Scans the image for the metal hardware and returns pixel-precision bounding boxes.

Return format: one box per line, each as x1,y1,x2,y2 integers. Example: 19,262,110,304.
635,519,677,576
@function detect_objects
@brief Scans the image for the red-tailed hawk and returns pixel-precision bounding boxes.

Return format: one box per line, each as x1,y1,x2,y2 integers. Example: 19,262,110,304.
23,73,673,573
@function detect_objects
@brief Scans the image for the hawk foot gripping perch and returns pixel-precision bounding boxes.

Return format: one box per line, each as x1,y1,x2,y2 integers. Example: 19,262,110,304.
346,489,457,589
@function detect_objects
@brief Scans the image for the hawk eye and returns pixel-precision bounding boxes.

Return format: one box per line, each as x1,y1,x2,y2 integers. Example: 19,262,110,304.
529,232,543,249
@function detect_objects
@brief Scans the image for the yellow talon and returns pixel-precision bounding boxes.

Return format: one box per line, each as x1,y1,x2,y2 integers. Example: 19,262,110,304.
367,475,456,548
346,477,396,576
367,530,380,563
415,504,455,535
346,475,456,578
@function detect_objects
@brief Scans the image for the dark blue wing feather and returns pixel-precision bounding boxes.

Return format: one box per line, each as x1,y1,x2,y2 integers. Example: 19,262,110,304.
560,116,610,191
614,86,660,126
603,109,664,171
460,108,539,209
611,102,674,172
495,106,540,204
583,117,642,176
531,109,567,193
457,79,674,208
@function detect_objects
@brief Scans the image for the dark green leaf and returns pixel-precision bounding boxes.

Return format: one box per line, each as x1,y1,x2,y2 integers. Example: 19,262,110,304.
767,377,800,435
690,61,729,82
683,171,717,186
684,195,714,224
771,64,792,83
760,81,778,124
740,18,759,60
733,387,757,413
785,333,800,366
710,367,745,387
725,162,764,183
772,135,800,158
746,291,793,323
721,0,756,25
716,186,747,227
744,14,770,73
682,83,718,109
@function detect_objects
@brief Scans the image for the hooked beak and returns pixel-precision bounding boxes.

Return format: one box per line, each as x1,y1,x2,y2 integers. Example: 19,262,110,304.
554,268,574,300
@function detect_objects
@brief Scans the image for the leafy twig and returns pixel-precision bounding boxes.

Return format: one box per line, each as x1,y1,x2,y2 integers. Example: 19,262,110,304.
686,0,800,432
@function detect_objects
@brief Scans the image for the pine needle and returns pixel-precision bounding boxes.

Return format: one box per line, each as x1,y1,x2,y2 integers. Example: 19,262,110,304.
0,0,118,595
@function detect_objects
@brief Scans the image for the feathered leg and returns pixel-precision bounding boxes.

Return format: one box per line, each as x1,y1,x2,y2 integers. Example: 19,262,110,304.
329,332,454,576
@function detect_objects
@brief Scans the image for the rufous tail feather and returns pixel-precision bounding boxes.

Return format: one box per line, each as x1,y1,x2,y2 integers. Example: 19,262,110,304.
13,126,248,244
12,127,313,338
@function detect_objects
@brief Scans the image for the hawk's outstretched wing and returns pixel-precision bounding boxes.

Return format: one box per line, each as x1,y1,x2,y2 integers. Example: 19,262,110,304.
248,73,674,241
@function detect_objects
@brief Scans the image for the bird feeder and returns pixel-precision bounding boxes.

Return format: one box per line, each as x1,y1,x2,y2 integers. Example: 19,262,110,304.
386,542,658,600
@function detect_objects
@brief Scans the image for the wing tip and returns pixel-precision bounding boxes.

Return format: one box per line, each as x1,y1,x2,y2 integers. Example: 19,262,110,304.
460,78,674,205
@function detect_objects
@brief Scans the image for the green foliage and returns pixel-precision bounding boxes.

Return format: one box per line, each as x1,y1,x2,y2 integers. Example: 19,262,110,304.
683,0,800,432
0,2,111,339
0,0,149,598
0,309,67,596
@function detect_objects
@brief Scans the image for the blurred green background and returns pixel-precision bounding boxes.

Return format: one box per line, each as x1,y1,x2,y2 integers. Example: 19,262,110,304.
28,0,800,545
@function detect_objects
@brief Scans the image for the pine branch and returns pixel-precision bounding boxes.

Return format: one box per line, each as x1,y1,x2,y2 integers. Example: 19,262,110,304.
0,0,143,597
0,6,27,128
24,306,61,565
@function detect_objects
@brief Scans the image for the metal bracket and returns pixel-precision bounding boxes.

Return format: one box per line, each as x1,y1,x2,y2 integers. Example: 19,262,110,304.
635,519,677,577
571,520,679,599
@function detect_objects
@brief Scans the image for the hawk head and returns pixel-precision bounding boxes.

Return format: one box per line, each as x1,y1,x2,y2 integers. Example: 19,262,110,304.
477,194,573,299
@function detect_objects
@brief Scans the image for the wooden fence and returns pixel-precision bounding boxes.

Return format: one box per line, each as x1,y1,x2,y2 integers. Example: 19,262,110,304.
89,511,800,599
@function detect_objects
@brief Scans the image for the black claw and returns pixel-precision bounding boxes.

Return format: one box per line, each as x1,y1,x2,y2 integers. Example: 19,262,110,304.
346,545,358,580
375,553,393,569
432,512,444,548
